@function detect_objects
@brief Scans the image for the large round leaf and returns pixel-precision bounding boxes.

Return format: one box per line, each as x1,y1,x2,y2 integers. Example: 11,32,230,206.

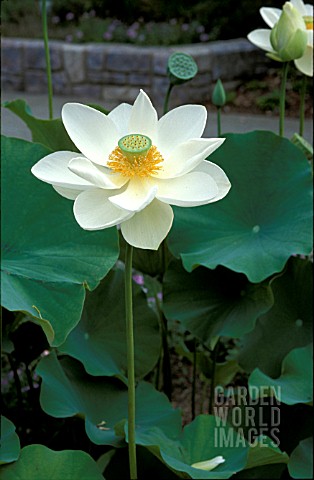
1,136,119,346
244,436,289,470
163,260,274,346
249,343,313,405
168,131,313,283
36,351,182,447
59,267,161,382
135,414,249,479
3,99,76,151
238,258,313,377
0,444,104,480
0,417,20,465
288,437,313,479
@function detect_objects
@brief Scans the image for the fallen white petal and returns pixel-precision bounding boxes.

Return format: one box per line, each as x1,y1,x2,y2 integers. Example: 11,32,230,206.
109,178,157,212
128,90,158,142
155,138,225,179
69,157,128,189
155,171,218,207
62,103,120,166
74,188,133,230
31,151,92,188
121,199,173,250
157,104,207,157
191,456,225,472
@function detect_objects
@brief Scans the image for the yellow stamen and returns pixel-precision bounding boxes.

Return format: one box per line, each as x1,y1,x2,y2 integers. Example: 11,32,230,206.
304,16,313,30
108,145,164,178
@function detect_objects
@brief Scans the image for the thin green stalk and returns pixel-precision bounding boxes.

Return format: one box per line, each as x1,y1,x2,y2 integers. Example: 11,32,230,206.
163,83,174,115
125,243,137,480
208,341,220,414
217,107,222,136
279,62,289,137
191,339,197,420
42,0,53,119
299,75,307,137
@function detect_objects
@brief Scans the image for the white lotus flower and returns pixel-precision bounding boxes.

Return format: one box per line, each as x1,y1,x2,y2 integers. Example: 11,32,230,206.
248,0,313,76
32,90,230,250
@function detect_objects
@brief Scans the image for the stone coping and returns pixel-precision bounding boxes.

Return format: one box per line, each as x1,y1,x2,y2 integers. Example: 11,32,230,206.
2,37,271,106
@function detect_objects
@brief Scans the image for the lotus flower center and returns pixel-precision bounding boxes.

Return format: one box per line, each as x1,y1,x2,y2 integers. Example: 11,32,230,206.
304,15,313,30
108,134,164,178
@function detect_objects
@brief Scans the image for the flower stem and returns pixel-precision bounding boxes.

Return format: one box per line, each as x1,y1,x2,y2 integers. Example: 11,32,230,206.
163,83,174,115
124,242,137,480
217,107,222,136
299,75,307,137
279,62,289,137
41,0,53,120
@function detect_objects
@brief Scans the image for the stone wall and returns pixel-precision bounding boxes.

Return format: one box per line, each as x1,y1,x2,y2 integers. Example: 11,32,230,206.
2,37,271,107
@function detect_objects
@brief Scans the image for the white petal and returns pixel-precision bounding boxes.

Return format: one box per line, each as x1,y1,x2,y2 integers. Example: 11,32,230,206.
121,199,173,250
157,105,207,157
68,157,128,189
155,171,218,207
192,160,232,202
73,188,133,230
108,103,132,137
260,7,282,28
31,151,92,188
304,4,313,16
247,29,274,53
155,138,225,179
109,178,157,212
62,103,120,166
291,0,307,16
53,185,90,200
128,90,158,141
294,43,313,76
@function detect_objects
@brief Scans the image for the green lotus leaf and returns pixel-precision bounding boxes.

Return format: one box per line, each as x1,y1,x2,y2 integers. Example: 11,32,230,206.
163,260,274,346
244,436,289,469
0,417,20,465
288,437,313,479
3,99,77,151
238,258,313,377
168,131,313,283
1,136,119,346
134,414,249,479
0,444,104,480
249,344,313,405
36,351,182,447
59,267,161,382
